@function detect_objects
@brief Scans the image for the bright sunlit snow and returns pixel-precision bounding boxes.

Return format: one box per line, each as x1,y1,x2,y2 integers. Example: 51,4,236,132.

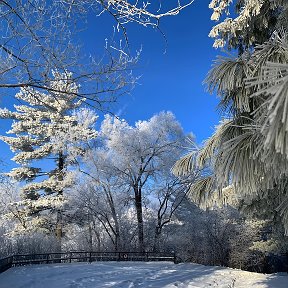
0,262,287,288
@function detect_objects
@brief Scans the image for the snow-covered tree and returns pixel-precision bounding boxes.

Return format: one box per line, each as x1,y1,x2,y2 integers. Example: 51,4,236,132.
0,71,97,241
88,111,190,252
69,157,126,252
208,0,288,49
174,0,288,234
0,176,18,257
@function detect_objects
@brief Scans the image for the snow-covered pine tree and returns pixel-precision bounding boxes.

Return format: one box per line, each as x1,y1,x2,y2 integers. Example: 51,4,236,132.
0,71,97,243
173,0,288,234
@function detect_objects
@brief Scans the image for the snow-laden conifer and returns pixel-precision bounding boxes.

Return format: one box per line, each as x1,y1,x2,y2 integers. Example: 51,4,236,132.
174,1,288,234
209,0,288,48
0,71,97,238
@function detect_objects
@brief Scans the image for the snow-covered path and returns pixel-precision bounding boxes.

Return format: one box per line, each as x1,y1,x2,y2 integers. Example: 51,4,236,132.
0,262,287,288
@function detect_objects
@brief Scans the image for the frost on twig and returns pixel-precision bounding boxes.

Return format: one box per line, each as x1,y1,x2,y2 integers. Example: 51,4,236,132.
98,0,194,27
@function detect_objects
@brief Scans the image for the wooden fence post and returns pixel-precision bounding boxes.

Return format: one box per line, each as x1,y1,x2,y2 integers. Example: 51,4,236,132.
173,251,176,264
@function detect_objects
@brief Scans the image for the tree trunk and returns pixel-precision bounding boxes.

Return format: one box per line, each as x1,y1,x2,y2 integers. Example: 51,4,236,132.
105,188,121,251
153,225,163,253
113,217,120,252
135,188,144,253
55,151,64,251
93,224,101,252
56,211,62,251
88,220,93,251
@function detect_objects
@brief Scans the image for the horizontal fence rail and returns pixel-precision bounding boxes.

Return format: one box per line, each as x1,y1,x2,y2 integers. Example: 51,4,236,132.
0,251,176,274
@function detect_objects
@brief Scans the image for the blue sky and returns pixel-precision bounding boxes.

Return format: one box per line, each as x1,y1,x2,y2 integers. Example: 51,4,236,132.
93,0,221,142
0,0,222,171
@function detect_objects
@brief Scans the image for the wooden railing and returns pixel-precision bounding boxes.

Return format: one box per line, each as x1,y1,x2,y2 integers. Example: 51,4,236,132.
0,256,13,273
0,251,176,273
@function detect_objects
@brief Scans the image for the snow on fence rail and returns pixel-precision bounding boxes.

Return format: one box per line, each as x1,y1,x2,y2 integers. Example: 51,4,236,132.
0,251,176,273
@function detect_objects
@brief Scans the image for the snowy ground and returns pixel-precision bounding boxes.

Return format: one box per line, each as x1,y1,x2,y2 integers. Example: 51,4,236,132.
0,262,287,288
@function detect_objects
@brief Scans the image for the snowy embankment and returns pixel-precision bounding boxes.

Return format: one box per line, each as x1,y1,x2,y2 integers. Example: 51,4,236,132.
0,262,287,288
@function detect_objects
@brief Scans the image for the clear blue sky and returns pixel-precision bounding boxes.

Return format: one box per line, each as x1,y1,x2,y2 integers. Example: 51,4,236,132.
0,0,222,171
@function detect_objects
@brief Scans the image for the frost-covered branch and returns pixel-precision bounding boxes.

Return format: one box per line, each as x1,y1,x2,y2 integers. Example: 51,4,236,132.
99,0,194,27
0,0,192,105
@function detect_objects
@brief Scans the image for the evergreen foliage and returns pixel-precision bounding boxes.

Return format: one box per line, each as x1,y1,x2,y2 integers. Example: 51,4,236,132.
0,71,97,236
174,1,288,234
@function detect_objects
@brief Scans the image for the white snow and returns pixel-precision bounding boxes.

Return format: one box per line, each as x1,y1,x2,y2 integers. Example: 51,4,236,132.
0,261,287,288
